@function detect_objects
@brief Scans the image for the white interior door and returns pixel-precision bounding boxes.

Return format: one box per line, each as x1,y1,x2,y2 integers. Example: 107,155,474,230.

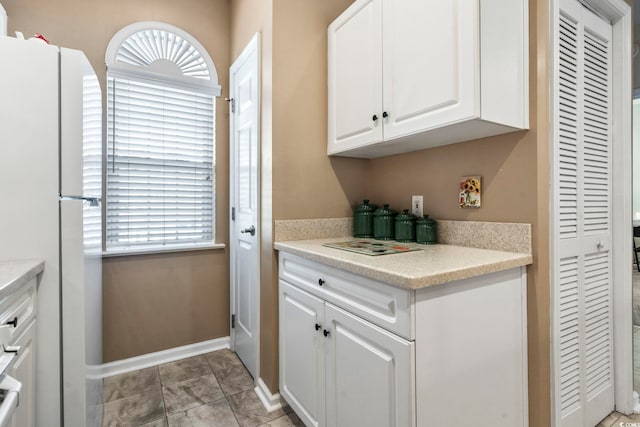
230,33,260,379
553,1,614,425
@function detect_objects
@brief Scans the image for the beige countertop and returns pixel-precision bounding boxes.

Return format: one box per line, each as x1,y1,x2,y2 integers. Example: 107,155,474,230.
0,259,44,299
274,238,532,290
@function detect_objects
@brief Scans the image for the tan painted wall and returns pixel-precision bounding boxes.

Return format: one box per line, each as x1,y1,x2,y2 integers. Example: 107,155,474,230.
271,1,370,221
102,250,229,361
3,0,232,361
367,1,551,425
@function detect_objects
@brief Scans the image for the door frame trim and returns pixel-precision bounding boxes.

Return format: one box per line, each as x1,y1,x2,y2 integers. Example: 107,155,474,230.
229,32,261,381
548,0,632,423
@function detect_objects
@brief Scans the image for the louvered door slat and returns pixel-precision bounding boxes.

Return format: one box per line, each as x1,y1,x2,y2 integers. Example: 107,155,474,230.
558,14,580,240
559,256,581,414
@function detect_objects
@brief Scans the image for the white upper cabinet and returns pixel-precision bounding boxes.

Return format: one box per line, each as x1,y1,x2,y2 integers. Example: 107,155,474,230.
328,0,529,158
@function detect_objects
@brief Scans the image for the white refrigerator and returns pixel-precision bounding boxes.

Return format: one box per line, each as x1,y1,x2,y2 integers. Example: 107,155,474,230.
0,36,103,427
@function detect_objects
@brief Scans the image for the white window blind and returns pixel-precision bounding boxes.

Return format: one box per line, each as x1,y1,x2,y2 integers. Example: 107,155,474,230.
83,73,103,250
106,76,215,251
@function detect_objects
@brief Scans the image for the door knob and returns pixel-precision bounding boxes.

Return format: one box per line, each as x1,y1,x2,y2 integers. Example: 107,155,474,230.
597,241,604,250
241,225,256,236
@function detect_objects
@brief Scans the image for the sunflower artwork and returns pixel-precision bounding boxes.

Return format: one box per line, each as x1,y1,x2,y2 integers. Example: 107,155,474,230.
459,176,481,208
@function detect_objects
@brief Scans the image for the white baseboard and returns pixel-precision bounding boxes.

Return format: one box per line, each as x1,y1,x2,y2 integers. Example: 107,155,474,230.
255,377,287,413
93,336,230,379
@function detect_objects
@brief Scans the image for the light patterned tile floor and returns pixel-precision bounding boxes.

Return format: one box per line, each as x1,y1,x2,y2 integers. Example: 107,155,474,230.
102,349,302,427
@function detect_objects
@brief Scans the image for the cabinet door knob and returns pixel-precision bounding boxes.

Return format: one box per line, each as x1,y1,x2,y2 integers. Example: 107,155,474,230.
318,279,325,286
372,114,378,122
382,111,389,118
323,329,330,337
5,317,17,328
315,323,321,331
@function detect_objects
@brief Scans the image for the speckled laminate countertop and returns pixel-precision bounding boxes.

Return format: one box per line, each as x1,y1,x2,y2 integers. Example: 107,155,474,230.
274,238,532,290
0,259,44,299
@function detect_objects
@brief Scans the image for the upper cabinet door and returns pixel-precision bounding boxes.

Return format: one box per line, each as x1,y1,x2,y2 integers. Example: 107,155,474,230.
328,0,383,155
381,0,478,141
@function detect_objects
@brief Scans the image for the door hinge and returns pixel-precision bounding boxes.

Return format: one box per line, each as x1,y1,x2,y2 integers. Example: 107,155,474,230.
232,207,236,221
231,314,236,329
225,97,235,113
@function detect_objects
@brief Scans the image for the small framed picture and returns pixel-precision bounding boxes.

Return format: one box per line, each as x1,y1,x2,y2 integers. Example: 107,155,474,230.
459,176,481,208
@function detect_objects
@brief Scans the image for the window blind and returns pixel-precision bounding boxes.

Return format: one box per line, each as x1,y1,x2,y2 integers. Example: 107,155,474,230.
106,76,215,251
83,74,103,250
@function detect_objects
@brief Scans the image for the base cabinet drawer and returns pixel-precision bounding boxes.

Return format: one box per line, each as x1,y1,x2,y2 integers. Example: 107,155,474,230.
0,279,36,345
279,281,414,427
279,253,413,340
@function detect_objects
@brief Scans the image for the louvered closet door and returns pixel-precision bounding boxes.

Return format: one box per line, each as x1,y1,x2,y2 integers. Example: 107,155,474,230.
555,1,613,426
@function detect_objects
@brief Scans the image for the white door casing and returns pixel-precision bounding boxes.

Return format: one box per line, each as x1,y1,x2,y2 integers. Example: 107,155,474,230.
550,0,632,424
230,33,260,379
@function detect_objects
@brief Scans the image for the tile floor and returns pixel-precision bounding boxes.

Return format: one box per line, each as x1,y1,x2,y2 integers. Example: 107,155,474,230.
102,349,303,427
598,410,640,426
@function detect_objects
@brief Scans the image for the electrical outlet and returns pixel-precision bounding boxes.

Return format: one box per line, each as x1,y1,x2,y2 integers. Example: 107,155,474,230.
412,195,423,218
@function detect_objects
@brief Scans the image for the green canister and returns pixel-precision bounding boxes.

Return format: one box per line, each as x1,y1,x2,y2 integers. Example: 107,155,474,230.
373,204,396,240
416,215,438,244
353,199,377,238
395,209,416,242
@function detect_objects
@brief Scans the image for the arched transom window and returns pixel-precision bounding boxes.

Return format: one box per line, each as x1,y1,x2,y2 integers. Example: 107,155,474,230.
105,22,220,252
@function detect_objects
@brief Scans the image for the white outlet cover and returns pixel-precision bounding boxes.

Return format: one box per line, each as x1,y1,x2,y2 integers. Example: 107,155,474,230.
412,195,423,217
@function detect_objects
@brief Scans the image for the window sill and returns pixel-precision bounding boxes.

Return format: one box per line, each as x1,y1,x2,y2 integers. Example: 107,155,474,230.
102,243,226,258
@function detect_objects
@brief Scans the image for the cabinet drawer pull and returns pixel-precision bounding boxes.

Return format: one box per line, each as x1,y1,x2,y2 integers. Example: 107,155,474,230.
318,279,325,286
323,329,330,337
372,114,378,122
3,345,19,354
382,111,388,118
315,323,321,331
5,317,17,328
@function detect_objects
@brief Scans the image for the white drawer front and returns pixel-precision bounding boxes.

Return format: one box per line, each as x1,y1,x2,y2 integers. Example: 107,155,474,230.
279,252,414,340
0,279,37,345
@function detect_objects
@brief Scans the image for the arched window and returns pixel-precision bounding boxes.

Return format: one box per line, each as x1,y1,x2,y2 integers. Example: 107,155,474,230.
105,22,220,252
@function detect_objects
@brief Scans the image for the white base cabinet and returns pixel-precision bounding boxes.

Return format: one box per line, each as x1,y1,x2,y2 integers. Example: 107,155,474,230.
278,252,527,427
328,0,529,158
0,278,38,427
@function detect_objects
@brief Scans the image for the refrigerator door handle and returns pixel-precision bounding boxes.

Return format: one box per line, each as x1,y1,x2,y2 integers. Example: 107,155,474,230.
59,195,101,207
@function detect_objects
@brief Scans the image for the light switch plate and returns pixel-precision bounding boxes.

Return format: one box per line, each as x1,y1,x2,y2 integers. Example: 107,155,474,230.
412,195,423,217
